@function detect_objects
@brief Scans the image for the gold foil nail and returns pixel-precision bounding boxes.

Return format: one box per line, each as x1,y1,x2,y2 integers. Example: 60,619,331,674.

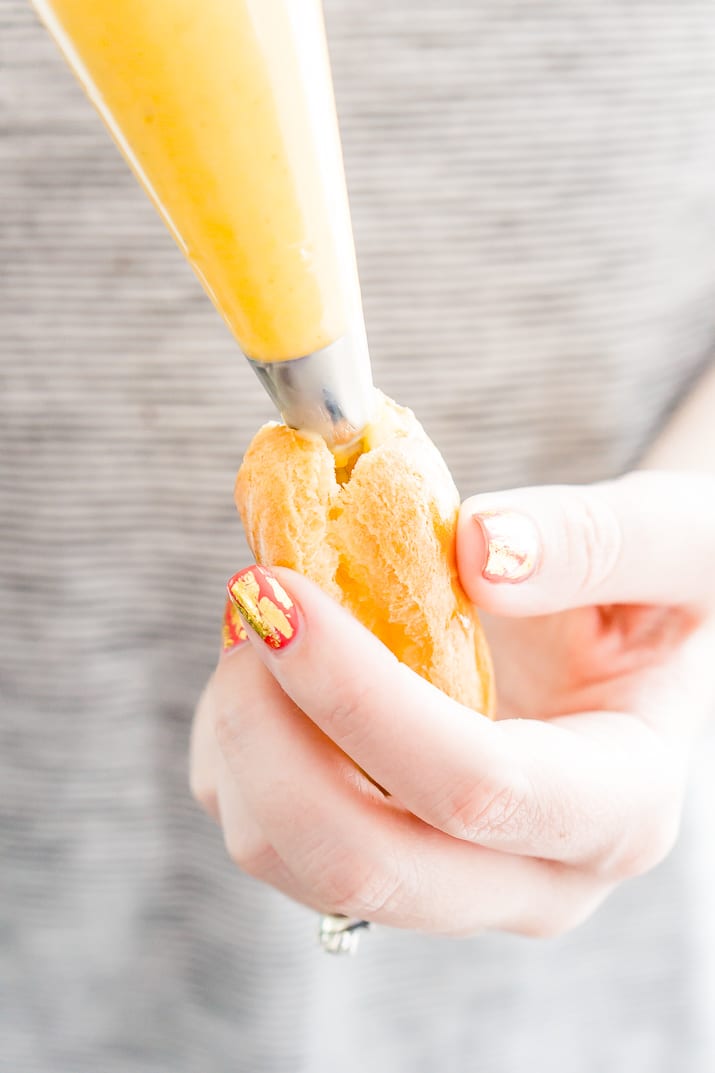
222,597,249,652
475,510,540,583
227,567,298,650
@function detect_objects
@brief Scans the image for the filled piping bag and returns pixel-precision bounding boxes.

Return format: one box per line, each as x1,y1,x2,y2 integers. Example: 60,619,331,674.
33,0,376,461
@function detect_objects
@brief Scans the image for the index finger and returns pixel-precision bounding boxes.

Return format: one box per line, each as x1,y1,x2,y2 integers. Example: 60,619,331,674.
228,566,684,876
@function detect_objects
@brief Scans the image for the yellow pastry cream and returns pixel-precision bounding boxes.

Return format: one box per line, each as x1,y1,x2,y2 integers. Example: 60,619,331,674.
33,0,364,362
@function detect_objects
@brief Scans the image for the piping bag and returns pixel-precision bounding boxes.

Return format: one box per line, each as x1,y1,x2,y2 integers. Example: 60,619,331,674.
32,0,375,466
33,0,374,950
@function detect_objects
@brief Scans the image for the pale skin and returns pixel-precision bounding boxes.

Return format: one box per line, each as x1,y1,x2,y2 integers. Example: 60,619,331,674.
191,361,715,937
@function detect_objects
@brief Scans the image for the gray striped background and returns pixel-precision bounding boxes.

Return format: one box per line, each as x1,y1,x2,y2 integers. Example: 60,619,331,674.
2,0,715,1070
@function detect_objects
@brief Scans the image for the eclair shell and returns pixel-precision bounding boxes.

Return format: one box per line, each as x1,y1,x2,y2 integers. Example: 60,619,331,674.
235,392,495,717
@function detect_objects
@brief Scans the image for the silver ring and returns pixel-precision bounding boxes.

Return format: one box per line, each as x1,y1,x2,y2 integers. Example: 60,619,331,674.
318,914,371,955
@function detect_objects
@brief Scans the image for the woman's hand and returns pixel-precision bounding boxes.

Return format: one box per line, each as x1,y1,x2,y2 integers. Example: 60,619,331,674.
190,470,715,937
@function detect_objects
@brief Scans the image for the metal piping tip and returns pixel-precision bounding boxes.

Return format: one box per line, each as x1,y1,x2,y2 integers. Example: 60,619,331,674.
246,328,375,462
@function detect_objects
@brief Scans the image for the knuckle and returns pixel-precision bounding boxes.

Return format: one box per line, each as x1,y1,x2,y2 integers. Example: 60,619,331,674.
189,773,219,819
324,680,382,752
512,915,568,940
510,880,610,940
213,702,244,758
321,659,405,754
513,906,581,940
567,489,623,596
436,771,534,845
613,744,684,880
314,853,402,919
614,802,681,880
224,828,275,877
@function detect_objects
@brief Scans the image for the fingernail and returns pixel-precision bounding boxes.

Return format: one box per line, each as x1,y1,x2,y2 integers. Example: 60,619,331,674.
226,566,299,651
473,510,540,583
221,596,249,653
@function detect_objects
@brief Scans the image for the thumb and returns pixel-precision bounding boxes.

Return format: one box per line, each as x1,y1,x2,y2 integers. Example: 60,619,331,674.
457,470,715,615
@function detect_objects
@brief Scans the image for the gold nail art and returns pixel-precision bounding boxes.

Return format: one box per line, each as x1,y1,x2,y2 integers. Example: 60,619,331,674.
227,567,298,650
222,597,248,652
476,510,540,583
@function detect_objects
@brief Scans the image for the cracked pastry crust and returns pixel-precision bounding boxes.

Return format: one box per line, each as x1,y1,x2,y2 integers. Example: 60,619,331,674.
234,391,495,717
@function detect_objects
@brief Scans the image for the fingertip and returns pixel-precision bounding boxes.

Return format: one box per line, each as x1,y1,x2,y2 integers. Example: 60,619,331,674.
456,502,489,604
221,595,250,655
226,565,301,653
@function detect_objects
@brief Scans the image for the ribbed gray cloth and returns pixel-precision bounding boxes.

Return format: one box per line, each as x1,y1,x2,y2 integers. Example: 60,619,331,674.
2,1,715,1070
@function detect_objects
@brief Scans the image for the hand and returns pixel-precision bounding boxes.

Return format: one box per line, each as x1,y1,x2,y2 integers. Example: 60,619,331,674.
190,470,715,937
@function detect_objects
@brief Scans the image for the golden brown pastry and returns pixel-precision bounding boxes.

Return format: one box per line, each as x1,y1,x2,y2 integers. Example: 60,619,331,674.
235,391,495,717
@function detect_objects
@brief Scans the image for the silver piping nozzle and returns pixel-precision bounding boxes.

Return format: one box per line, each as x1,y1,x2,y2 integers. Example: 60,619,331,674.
246,330,375,461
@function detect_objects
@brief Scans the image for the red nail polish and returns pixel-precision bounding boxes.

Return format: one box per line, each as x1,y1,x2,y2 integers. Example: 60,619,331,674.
226,566,299,651
221,596,249,653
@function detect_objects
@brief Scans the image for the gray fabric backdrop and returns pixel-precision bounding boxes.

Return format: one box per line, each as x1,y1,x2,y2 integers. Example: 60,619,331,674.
2,1,715,1070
